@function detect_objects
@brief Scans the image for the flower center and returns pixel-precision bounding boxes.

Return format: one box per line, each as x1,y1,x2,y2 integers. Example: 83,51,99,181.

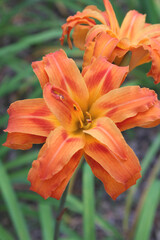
73,105,92,130
82,111,92,130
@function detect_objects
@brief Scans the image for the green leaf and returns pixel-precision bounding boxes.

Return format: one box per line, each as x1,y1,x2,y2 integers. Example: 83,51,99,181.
0,67,32,97
140,0,159,23
10,168,30,184
123,133,160,230
60,222,81,240
0,224,14,240
0,0,41,27
141,133,160,178
18,192,123,239
39,203,54,240
0,159,31,240
134,180,160,240
0,29,61,57
4,150,38,170
82,163,96,240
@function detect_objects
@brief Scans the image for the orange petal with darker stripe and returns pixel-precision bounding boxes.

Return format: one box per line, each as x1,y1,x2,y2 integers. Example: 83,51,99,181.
4,98,59,137
3,133,46,150
85,154,141,200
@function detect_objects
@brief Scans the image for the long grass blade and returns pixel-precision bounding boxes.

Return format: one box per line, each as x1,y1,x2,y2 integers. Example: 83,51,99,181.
82,163,96,240
18,192,123,239
134,180,160,240
0,160,31,240
123,133,160,230
129,157,160,239
39,203,54,240
0,29,61,57
0,224,14,240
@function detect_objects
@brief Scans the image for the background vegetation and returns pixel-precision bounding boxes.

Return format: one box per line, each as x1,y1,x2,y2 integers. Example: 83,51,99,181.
0,0,160,239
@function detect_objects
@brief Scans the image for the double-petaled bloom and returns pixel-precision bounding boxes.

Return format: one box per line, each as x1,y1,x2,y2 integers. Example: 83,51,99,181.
4,50,160,200
61,0,160,84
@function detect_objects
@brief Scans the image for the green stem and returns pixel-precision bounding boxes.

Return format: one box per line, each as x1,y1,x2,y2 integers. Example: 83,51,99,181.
53,184,69,240
119,51,132,67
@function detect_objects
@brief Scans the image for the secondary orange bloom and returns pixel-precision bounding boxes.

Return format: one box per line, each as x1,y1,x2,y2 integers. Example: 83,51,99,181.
60,0,160,84
4,50,160,200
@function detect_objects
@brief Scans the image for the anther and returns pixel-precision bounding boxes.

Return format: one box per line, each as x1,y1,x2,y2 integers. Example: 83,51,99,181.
85,111,92,123
73,104,78,111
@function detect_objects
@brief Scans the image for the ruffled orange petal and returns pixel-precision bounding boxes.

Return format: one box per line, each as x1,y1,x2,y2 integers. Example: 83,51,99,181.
90,86,157,123
146,39,160,84
72,25,91,50
84,133,141,184
117,102,160,131
85,154,141,200
85,25,110,46
42,50,89,111
32,60,49,89
119,10,146,42
84,57,128,106
43,83,84,132
60,6,107,48
36,127,85,180
3,132,46,150
137,24,160,42
4,99,59,137
129,46,150,71
84,117,128,160
103,0,120,34
28,149,83,200
83,31,120,68
93,32,119,61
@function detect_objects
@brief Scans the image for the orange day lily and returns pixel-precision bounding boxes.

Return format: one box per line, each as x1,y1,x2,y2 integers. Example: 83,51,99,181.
3,50,160,200
60,0,160,84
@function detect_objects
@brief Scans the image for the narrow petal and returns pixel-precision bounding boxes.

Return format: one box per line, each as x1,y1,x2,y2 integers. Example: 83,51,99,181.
84,57,128,106
32,60,49,89
84,117,128,160
60,7,107,48
43,83,84,132
90,86,158,123
36,127,85,180
4,99,59,137
85,154,141,200
72,25,91,50
61,20,94,49
147,39,160,84
117,102,160,131
119,10,146,42
43,50,89,111
3,133,46,150
103,0,120,34
84,133,141,184
28,149,83,200
83,41,95,68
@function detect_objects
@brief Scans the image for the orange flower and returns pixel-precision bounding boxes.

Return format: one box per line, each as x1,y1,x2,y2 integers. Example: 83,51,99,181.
3,50,160,200
60,0,160,84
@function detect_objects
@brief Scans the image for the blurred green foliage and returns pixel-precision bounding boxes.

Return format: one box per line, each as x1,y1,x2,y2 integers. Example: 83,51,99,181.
0,0,160,239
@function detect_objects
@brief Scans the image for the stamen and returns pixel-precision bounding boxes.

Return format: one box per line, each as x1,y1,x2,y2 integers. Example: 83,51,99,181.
79,118,84,128
85,111,92,123
73,104,78,111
